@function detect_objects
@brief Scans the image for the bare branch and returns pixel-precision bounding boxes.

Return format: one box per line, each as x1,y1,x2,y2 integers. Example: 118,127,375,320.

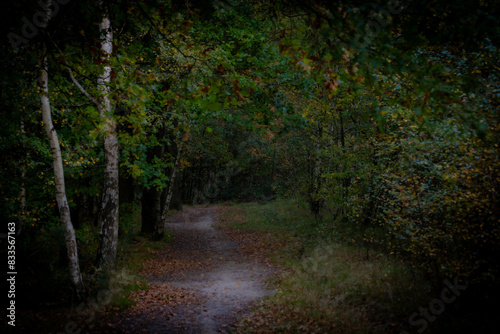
52,41,100,107
66,67,100,107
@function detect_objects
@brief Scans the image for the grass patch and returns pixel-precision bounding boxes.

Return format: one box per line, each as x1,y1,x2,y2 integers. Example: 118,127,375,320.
102,231,173,311
234,199,316,236
119,232,173,272
226,199,477,333
107,278,146,311
245,243,430,333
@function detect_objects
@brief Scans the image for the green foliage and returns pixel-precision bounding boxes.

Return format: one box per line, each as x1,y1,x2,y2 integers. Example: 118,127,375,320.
236,199,317,236
233,200,496,333
0,1,498,330
231,201,429,333
119,202,142,242
350,111,500,283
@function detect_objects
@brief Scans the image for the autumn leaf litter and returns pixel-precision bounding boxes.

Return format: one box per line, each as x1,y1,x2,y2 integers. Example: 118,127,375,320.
94,205,277,333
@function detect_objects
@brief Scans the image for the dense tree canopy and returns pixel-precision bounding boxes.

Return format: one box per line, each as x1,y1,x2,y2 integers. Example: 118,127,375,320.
0,0,498,331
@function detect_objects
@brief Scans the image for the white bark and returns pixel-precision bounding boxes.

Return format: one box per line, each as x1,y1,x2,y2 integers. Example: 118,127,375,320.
66,67,99,106
96,6,119,271
160,138,185,228
40,54,86,300
38,0,85,300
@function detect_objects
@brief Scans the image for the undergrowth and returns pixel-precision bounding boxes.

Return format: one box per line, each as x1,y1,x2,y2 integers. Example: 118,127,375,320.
226,200,486,334
100,220,175,312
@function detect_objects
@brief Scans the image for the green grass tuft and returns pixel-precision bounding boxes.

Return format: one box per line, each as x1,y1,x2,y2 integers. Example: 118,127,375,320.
229,199,468,333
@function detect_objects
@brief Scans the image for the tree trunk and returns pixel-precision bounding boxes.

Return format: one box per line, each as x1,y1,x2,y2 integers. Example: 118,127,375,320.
40,51,86,300
139,125,167,239
95,8,119,271
156,138,184,239
119,174,135,206
310,124,323,217
151,187,164,241
141,187,158,235
339,111,348,200
169,173,183,211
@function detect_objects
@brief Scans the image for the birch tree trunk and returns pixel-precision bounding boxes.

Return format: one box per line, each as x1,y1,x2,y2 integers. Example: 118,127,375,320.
40,52,86,300
95,7,119,271
37,0,85,300
140,126,171,238
156,138,185,240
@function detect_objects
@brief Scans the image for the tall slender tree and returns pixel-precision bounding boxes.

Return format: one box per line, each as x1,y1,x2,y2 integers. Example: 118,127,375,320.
39,0,85,299
95,1,119,271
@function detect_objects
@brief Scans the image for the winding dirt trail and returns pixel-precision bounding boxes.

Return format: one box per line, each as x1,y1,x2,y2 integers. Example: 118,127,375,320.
97,206,275,333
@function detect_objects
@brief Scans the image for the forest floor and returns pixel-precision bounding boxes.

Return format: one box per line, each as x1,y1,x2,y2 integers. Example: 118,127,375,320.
93,205,277,333
7,202,489,333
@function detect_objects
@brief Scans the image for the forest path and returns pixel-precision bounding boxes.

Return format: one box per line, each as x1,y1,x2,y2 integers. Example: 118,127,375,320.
97,206,275,333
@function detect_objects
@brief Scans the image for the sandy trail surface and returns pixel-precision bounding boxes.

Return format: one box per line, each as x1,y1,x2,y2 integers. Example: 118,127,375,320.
96,206,274,333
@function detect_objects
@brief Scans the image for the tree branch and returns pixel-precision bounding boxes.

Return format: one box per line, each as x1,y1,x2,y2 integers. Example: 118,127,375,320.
66,67,100,106
133,0,198,65
52,41,100,107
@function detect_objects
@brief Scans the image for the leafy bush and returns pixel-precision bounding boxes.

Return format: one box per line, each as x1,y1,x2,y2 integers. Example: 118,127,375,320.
350,112,500,285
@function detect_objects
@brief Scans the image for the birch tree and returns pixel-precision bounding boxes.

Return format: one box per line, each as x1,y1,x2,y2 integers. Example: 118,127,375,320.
157,136,185,239
58,2,119,271
95,2,119,271
38,0,85,300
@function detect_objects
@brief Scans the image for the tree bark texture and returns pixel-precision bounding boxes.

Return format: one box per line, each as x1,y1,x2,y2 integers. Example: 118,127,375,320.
156,138,184,239
95,9,119,271
40,52,86,300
